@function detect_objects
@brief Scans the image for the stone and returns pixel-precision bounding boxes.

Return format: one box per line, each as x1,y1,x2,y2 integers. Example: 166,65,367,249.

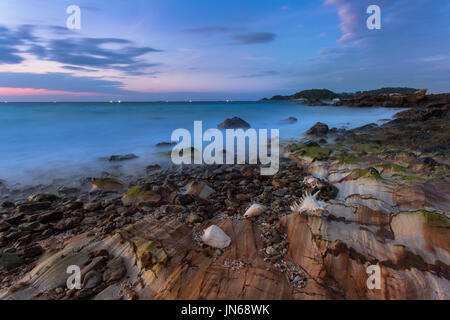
109,153,138,161
54,217,81,231
135,239,168,270
218,117,251,129
184,181,215,199
281,117,298,124
83,202,102,212
82,270,102,289
187,212,202,224
19,221,40,232
28,193,58,203
21,245,44,258
306,122,329,136
201,225,231,249
244,204,267,218
0,253,25,271
16,201,52,213
122,184,161,206
39,210,63,223
91,178,124,192
102,257,126,284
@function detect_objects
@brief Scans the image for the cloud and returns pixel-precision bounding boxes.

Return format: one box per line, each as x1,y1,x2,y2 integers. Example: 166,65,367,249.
0,72,129,95
0,25,162,76
0,25,39,64
235,70,279,78
232,32,276,44
184,26,231,35
61,65,97,72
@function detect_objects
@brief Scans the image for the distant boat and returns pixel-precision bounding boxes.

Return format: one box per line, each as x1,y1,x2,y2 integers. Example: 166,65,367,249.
117,100,121,104
109,100,113,103
189,100,192,103
226,99,230,103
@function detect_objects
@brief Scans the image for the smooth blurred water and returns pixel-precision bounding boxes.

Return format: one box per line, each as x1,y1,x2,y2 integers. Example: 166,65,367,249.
0,101,402,186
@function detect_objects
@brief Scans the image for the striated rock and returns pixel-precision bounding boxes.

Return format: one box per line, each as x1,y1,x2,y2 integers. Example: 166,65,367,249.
218,117,251,129
244,204,266,218
201,225,231,249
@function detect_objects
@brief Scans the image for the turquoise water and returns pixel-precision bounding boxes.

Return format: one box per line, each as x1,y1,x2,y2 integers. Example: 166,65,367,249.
0,101,402,186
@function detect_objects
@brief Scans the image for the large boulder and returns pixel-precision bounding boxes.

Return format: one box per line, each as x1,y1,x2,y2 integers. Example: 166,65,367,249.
218,117,250,129
306,122,329,136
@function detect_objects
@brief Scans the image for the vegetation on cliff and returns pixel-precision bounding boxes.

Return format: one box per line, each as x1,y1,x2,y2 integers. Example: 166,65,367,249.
261,87,419,101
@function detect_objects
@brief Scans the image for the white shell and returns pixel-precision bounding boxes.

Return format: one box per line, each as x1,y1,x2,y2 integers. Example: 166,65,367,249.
291,191,327,216
244,204,267,218
201,225,231,249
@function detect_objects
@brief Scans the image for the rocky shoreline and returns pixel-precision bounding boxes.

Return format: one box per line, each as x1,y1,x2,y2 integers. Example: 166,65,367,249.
0,92,449,300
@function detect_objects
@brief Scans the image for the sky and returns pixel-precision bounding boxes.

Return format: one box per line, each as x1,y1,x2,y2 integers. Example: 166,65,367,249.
0,0,449,101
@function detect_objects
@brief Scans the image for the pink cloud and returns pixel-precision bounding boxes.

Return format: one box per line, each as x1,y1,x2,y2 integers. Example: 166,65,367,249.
0,88,100,96
325,0,359,43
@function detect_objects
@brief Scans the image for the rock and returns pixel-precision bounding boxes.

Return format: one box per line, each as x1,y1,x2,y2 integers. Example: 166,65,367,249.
28,193,58,203
145,164,161,172
122,184,161,206
184,181,215,199
19,221,40,232
201,225,231,249
21,245,44,258
54,217,81,231
74,288,93,300
156,142,176,147
16,201,52,213
64,201,83,211
0,253,25,271
306,122,329,136
265,246,278,256
235,194,250,202
1,201,15,209
187,212,202,224
102,257,126,284
175,194,194,205
82,270,102,289
244,204,267,218
91,178,124,192
281,117,298,124
57,186,80,196
39,210,63,223
83,202,102,212
108,153,138,161
218,117,251,129
5,213,25,224
135,239,168,270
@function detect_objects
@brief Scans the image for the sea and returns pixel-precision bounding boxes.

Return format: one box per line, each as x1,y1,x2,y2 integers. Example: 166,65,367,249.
0,101,403,187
